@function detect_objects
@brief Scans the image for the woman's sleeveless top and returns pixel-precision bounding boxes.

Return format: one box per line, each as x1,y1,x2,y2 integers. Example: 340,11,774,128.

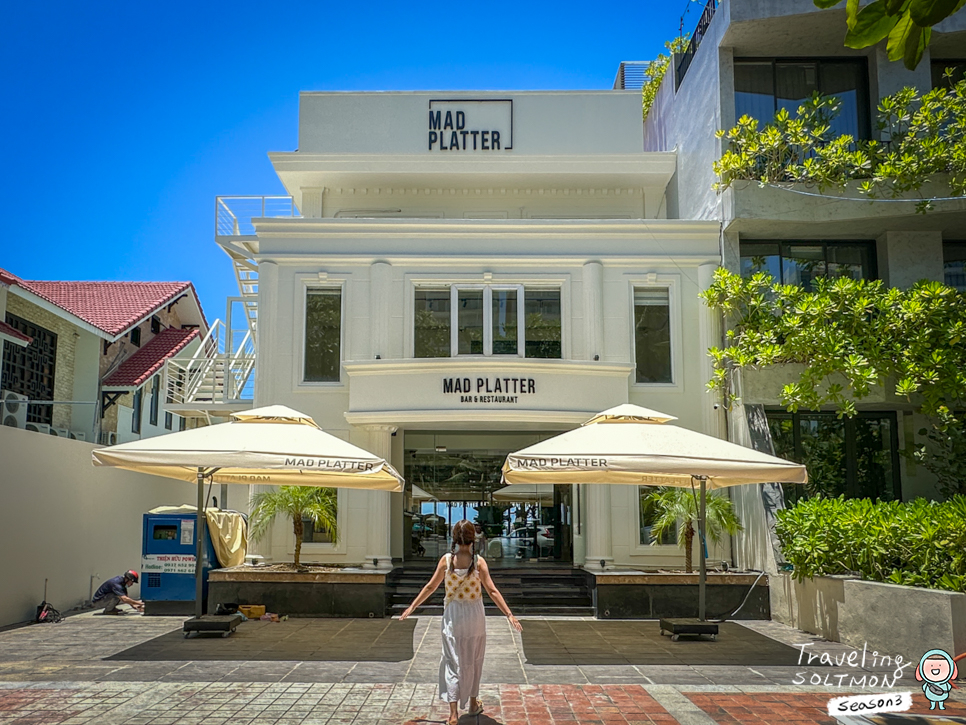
444,554,482,605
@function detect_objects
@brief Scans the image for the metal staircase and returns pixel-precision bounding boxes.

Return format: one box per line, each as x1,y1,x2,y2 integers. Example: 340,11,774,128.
163,196,298,418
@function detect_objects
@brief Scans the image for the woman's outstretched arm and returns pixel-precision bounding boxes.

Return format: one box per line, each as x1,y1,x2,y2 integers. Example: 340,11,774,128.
399,556,447,620
477,557,522,632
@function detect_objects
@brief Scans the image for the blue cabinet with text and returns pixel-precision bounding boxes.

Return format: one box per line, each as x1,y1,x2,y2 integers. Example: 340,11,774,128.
141,512,218,615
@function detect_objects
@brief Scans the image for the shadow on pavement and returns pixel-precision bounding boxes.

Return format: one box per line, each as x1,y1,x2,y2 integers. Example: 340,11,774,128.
105,618,416,662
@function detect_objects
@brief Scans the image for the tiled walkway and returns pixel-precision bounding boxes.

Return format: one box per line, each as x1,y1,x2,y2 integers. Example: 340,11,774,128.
0,613,963,724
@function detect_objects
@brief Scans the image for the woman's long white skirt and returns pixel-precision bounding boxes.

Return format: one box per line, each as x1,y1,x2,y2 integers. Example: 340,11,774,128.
438,598,486,708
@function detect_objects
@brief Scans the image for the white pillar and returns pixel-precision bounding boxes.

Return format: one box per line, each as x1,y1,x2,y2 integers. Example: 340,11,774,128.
363,424,396,570
369,261,392,359
583,261,603,361
583,484,613,570
698,262,724,439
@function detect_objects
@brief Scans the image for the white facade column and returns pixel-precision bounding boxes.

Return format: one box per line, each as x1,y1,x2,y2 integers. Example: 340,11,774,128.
363,424,396,570
369,261,391,359
583,484,613,570
249,259,279,561
583,261,603,361
698,262,724,438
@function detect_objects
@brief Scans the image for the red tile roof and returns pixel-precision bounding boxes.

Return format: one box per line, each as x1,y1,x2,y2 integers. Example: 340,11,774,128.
104,328,200,388
0,321,32,345
0,267,202,337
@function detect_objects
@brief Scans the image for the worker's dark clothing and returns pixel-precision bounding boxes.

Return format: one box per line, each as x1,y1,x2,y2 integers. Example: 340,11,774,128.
93,575,129,612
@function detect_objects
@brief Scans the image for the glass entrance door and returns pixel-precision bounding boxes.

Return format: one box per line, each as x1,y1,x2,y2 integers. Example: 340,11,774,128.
403,431,573,568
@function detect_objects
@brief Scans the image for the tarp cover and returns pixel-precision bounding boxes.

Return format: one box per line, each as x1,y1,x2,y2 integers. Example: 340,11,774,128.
205,509,247,568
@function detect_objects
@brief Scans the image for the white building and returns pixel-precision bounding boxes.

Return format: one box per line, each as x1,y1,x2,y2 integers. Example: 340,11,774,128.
212,91,726,572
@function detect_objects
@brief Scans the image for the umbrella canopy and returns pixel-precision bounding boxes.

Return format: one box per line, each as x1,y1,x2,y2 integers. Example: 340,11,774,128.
410,484,437,502
501,403,807,623
92,404,403,621
491,483,555,504
93,404,403,491
502,404,806,489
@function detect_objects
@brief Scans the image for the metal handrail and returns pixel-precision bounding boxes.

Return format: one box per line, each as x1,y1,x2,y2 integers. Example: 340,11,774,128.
613,61,653,90
163,319,256,405
676,0,719,89
216,196,299,237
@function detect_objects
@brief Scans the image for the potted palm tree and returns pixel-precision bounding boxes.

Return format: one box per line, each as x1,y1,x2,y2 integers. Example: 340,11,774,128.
249,486,339,570
643,488,742,572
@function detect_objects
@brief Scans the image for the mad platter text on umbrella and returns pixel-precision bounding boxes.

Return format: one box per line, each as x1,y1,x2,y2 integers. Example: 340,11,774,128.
283,458,376,471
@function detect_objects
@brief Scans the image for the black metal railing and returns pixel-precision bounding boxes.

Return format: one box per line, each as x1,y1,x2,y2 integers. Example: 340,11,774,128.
675,0,719,90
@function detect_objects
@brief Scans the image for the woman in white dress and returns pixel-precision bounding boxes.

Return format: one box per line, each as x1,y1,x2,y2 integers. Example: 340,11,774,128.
400,519,522,725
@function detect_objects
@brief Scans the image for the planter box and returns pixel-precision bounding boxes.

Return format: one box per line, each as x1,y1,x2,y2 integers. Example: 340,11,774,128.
208,567,386,618
594,572,769,620
770,574,966,661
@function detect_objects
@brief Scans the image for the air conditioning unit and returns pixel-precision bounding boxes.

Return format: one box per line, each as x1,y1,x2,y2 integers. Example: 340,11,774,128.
1,390,28,429
25,422,51,435
99,431,117,446
70,431,86,441
51,428,71,438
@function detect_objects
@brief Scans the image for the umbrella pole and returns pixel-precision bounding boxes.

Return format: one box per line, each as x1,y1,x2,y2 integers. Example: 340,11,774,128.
195,468,205,620
698,476,707,622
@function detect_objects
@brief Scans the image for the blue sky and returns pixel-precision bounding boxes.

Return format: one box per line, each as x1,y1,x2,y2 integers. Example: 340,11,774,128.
2,1,695,321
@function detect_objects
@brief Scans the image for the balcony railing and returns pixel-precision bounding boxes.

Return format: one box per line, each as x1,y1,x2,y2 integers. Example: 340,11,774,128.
216,196,299,237
164,319,255,409
613,61,653,90
676,0,719,90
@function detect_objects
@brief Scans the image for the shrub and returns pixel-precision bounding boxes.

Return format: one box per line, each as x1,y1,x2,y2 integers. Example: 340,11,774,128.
776,496,966,593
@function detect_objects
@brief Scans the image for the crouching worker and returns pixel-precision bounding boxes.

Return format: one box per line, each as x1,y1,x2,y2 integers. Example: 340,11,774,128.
93,571,144,614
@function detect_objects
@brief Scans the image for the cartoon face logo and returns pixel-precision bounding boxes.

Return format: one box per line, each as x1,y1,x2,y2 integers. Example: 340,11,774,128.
916,649,958,711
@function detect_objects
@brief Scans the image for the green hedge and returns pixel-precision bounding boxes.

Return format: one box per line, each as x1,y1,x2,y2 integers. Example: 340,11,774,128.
776,496,966,593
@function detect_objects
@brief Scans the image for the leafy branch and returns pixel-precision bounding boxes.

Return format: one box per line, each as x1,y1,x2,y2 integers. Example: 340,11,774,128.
642,36,690,121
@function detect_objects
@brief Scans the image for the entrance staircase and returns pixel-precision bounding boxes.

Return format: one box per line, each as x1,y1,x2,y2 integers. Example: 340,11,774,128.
386,566,595,617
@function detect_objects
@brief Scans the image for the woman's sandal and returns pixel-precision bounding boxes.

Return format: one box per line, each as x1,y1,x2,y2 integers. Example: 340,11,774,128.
447,715,460,725
469,700,484,716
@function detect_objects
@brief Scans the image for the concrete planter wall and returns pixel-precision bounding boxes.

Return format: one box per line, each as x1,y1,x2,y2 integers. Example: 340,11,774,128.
770,574,966,661
594,572,770,620
208,568,386,618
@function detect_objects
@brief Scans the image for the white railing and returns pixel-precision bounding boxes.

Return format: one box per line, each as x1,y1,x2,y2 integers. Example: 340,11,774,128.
164,319,255,408
216,196,299,237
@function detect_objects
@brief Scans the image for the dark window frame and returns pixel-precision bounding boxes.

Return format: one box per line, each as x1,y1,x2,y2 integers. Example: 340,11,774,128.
1,313,57,425
943,241,966,292
633,287,673,385
766,409,901,502
132,388,142,434
164,411,173,430
130,327,141,347
303,287,343,383
149,375,160,426
740,240,878,286
734,57,872,141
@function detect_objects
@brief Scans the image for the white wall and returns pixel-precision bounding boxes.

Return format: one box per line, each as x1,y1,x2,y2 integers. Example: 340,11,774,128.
0,426,195,627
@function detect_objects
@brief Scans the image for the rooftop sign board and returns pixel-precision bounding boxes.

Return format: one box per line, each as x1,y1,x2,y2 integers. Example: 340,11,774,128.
427,99,513,152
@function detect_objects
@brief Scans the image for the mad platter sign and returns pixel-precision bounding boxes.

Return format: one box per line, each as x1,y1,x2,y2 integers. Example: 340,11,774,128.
428,99,513,152
442,375,535,405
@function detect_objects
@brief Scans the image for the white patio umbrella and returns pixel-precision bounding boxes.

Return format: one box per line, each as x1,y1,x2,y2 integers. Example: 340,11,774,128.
501,403,807,620
410,484,437,503
490,483,555,504
92,405,403,619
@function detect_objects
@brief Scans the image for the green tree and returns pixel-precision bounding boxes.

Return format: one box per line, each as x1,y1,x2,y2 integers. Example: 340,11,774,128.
812,0,965,70
249,486,339,569
701,270,966,498
642,36,690,121
714,78,966,213
642,488,742,572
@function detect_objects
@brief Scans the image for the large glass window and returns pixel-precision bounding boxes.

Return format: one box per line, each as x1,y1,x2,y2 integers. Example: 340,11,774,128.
943,242,966,292
735,59,870,141
415,286,561,358
740,241,876,290
524,289,562,359
634,288,672,384
767,410,900,502
304,288,342,382
932,61,966,90
414,289,451,358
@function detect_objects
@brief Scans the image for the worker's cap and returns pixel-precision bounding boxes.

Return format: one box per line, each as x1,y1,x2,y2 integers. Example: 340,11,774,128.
125,570,139,583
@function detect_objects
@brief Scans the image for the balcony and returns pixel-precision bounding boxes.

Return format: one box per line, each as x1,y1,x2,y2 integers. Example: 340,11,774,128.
613,61,653,90
216,196,300,238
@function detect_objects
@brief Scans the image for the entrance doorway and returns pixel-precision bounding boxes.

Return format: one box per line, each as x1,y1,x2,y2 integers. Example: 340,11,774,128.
403,431,573,568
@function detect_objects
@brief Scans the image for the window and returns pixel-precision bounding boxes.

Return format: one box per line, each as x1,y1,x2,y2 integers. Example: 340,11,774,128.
149,375,160,426
943,242,966,292
301,518,335,543
740,241,876,290
150,316,162,334
1,313,57,425
304,288,342,382
414,289,451,358
131,388,142,434
179,416,186,432
640,488,676,545
164,411,173,430
932,61,966,90
633,288,672,384
414,286,561,358
767,410,900,502
130,327,141,347
735,59,870,141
